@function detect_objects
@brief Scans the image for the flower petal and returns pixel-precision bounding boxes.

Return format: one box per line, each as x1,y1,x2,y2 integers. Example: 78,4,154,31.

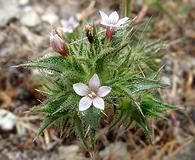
100,21,114,27
50,32,64,51
73,83,89,96
99,11,109,23
79,96,92,111
109,11,119,24
89,74,100,89
98,86,111,97
116,17,129,27
68,16,75,23
61,27,73,33
93,97,104,110
60,17,79,33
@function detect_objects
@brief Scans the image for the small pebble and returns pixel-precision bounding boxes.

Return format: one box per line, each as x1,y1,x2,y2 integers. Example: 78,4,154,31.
20,7,41,27
58,145,85,160
0,109,16,131
18,0,29,6
42,11,59,24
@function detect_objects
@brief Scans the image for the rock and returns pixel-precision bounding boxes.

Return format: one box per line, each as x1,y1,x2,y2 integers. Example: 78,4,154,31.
185,30,195,40
34,5,45,15
20,7,41,27
0,31,7,44
20,26,44,47
68,0,88,5
18,0,29,6
99,141,130,160
42,10,59,24
173,141,195,160
0,0,21,26
58,145,85,160
0,109,16,131
161,76,171,85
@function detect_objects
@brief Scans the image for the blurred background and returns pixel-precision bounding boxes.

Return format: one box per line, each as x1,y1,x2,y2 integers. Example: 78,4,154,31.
0,0,195,159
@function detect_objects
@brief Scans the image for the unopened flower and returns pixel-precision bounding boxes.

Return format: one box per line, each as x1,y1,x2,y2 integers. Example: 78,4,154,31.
73,74,111,111
99,11,129,39
85,25,94,44
99,11,129,28
50,31,68,57
60,16,79,33
105,27,115,39
171,114,180,127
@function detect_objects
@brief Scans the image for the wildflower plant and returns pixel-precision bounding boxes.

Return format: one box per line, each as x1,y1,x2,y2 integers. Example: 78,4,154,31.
20,11,173,148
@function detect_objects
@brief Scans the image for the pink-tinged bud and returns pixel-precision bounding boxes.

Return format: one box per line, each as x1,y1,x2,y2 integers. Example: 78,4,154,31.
50,32,68,57
171,114,180,127
105,27,115,39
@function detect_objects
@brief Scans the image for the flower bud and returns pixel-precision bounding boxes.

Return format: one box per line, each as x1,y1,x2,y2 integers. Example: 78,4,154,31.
105,27,115,39
171,114,180,127
85,25,94,44
50,31,68,57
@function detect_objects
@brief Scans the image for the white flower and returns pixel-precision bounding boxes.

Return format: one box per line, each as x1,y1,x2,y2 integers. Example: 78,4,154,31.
73,74,111,111
99,11,129,28
60,16,79,33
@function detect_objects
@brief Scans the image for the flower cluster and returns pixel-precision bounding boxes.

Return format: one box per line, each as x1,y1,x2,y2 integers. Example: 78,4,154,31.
50,11,128,111
50,11,129,55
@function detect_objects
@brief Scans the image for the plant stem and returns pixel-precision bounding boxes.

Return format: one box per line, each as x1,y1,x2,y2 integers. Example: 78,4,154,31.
120,0,131,17
89,151,100,160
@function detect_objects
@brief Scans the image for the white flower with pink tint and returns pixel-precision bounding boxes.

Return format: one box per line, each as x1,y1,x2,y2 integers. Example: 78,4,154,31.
60,16,79,33
73,74,111,111
99,11,129,28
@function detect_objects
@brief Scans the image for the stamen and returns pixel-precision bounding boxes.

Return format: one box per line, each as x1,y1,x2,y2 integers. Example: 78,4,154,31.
88,91,97,99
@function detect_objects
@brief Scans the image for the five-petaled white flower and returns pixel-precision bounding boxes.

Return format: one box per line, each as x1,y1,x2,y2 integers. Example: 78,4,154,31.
99,11,129,28
60,16,79,33
73,74,111,111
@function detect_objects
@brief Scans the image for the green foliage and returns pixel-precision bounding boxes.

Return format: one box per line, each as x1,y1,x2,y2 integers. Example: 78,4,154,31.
22,20,173,148
177,3,192,14
144,0,178,26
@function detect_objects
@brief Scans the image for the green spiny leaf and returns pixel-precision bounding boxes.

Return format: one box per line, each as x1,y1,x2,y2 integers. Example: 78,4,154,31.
38,112,66,135
19,56,67,73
